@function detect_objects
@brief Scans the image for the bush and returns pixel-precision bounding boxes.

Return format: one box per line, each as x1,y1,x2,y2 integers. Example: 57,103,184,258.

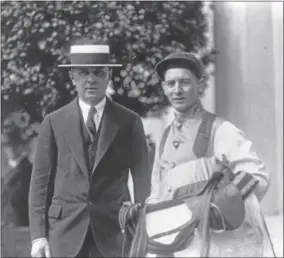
1,1,212,143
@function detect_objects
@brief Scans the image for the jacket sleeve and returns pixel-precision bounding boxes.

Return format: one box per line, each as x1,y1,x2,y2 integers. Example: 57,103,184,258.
129,116,151,203
202,120,270,231
29,115,57,241
214,121,270,201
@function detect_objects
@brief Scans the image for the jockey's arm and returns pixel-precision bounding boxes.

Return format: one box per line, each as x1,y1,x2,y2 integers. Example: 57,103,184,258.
214,121,270,201
205,121,270,231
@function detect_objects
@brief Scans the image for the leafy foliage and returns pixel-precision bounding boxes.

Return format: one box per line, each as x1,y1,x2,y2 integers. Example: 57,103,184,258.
1,1,211,143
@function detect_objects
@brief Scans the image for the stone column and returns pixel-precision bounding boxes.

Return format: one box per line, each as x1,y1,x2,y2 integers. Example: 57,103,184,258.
214,2,283,215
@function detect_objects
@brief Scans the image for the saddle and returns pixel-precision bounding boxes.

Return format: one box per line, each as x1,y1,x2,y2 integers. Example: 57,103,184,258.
119,170,249,257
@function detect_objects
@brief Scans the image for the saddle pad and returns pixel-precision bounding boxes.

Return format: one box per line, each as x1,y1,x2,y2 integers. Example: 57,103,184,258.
146,203,193,244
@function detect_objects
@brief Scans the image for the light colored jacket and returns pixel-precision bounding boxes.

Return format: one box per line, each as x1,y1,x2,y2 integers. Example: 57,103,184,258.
148,107,274,257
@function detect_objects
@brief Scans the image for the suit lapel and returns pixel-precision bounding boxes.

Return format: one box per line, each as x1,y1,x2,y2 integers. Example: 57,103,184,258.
92,98,119,174
63,99,89,178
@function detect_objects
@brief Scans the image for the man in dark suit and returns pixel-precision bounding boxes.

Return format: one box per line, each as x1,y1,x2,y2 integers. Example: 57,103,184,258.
29,37,151,257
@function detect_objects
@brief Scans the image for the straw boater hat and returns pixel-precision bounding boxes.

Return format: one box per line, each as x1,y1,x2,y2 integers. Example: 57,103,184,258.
58,37,122,68
155,52,204,80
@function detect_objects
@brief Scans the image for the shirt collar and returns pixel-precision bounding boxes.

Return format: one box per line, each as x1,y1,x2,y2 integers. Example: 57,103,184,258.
78,97,106,118
173,100,204,123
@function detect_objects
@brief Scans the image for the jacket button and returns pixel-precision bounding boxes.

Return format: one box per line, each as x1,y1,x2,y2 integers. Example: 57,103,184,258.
168,188,172,193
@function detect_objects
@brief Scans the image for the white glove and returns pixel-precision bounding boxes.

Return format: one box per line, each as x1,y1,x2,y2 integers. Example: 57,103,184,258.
31,238,51,258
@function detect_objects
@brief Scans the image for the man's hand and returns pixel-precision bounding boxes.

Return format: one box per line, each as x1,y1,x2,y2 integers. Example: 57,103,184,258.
31,238,51,258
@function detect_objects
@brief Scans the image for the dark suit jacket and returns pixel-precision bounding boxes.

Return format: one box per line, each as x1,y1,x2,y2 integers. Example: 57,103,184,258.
28,98,151,257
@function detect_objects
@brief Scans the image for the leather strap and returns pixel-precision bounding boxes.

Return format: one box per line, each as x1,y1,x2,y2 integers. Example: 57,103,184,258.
260,211,276,257
199,172,223,257
159,125,171,159
193,112,216,158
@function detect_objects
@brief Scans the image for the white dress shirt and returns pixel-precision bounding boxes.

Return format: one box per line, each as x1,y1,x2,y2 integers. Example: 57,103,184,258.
78,97,106,129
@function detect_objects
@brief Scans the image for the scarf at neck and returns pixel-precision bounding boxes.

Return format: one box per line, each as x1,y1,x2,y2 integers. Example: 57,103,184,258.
173,100,204,125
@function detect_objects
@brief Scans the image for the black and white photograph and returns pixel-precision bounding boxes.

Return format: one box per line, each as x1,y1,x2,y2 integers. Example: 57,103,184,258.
1,1,283,257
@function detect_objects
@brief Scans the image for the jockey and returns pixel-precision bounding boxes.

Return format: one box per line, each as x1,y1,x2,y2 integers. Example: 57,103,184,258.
143,52,274,257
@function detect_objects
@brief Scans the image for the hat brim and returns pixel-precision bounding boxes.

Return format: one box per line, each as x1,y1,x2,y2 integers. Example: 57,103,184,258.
58,64,123,68
155,57,202,79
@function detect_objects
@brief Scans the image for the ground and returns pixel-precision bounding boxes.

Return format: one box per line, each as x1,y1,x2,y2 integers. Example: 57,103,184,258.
1,213,282,257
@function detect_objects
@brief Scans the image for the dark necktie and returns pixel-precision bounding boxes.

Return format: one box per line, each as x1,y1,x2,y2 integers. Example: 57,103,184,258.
86,106,97,142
